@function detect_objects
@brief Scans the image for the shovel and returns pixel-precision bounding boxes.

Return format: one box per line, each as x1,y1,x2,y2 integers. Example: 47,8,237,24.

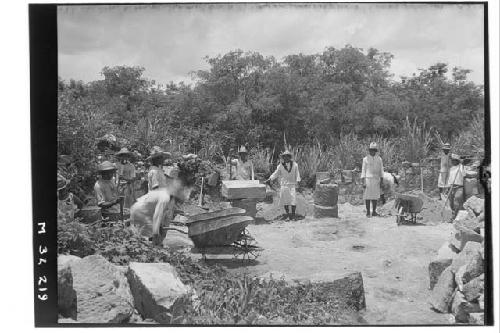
198,177,209,211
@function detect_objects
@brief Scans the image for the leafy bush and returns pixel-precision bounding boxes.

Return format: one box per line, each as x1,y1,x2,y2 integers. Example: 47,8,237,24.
397,117,432,163
57,219,96,257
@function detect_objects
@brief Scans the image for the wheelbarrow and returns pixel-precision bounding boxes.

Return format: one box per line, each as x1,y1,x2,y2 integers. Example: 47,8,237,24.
185,207,263,261
394,193,424,225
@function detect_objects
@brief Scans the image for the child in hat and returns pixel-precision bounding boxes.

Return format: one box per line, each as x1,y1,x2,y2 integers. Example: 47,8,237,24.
94,161,123,220
438,143,452,199
266,149,301,220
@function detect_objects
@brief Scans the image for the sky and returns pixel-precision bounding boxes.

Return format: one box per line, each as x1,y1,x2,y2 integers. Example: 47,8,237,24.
58,3,485,85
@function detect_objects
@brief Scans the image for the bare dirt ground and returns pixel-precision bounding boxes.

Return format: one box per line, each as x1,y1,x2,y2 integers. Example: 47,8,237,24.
171,191,455,325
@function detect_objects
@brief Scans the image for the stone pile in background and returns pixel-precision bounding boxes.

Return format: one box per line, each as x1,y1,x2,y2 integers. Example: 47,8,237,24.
428,196,485,324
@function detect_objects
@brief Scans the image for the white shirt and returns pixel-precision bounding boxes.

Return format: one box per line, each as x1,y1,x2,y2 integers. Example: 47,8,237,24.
447,164,465,186
231,159,254,180
270,162,301,187
361,155,384,179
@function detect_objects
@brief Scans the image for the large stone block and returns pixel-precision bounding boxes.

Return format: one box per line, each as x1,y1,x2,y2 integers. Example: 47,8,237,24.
468,312,484,325
126,262,192,324
463,196,484,217
449,228,484,252
429,259,453,290
455,254,483,289
429,266,456,313
221,180,266,200
58,264,77,320
451,291,481,323
71,255,134,323
450,242,482,273
314,183,339,206
462,274,484,302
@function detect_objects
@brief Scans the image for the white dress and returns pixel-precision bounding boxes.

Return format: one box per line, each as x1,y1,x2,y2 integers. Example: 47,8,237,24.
361,155,384,200
270,162,301,206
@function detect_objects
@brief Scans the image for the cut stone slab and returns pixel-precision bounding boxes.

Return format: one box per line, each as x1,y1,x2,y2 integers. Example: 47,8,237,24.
429,266,456,313
450,242,482,273
429,259,452,290
71,255,134,323
313,204,339,218
126,262,192,324
468,312,484,325
463,196,484,216
58,264,77,320
221,180,266,200
58,254,82,268
462,274,484,302
451,291,481,323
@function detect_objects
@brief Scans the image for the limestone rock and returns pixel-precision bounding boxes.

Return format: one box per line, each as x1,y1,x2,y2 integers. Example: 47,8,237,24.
71,255,134,323
468,312,484,325
58,254,82,268
58,265,77,320
463,196,484,216
126,262,192,324
451,291,481,323
450,242,482,273
462,274,484,302
454,210,469,222
455,254,483,289
429,259,452,290
454,218,482,234
222,180,266,200
430,266,456,313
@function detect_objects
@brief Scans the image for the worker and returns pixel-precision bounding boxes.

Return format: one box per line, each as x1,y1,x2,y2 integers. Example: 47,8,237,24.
380,171,400,205
94,161,123,220
438,143,452,200
266,149,301,221
361,142,384,217
446,154,474,222
231,146,254,180
57,173,83,222
130,164,195,246
115,147,137,208
147,146,171,191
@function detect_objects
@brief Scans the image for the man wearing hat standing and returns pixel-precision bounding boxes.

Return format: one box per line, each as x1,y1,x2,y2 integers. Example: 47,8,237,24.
438,143,452,200
94,161,123,220
231,146,255,180
446,153,475,222
361,142,384,217
266,149,301,220
147,146,171,191
115,147,137,208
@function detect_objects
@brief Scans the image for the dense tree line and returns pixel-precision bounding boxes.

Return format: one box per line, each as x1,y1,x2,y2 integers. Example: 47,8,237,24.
58,45,484,163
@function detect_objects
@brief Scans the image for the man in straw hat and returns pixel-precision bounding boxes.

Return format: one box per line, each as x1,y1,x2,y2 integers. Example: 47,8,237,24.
446,153,475,222
230,145,255,180
361,142,384,217
94,161,123,220
147,146,171,191
115,147,137,208
131,160,196,246
266,149,301,221
438,143,452,200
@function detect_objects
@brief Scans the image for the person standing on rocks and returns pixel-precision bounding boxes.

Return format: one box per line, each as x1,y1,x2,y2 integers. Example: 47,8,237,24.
438,143,452,200
115,147,137,208
446,153,475,222
266,149,301,221
230,145,255,180
361,142,384,217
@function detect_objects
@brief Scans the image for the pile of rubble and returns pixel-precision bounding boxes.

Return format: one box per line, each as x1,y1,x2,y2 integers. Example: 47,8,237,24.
57,254,194,324
428,196,485,324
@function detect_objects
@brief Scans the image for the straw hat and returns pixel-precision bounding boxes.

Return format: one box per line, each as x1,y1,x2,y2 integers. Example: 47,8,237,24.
281,149,292,157
97,161,117,172
369,142,378,150
57,173,70,190
115,147,134,159
238,146,248,154
147,146,171,160
442,143,451,150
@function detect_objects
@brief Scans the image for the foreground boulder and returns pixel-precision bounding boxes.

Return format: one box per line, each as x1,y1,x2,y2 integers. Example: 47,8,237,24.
126,262,192,324
57,264,77,320
429,259,452,290
468,312,484,325
455,255,483,290
462,274,484,302
71,255,134,323
451,291,481,323
463,196,484,217
429,266,456,313
450,242,482,273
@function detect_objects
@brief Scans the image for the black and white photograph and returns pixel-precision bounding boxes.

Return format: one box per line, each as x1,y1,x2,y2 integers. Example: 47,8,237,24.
24,0,498,328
